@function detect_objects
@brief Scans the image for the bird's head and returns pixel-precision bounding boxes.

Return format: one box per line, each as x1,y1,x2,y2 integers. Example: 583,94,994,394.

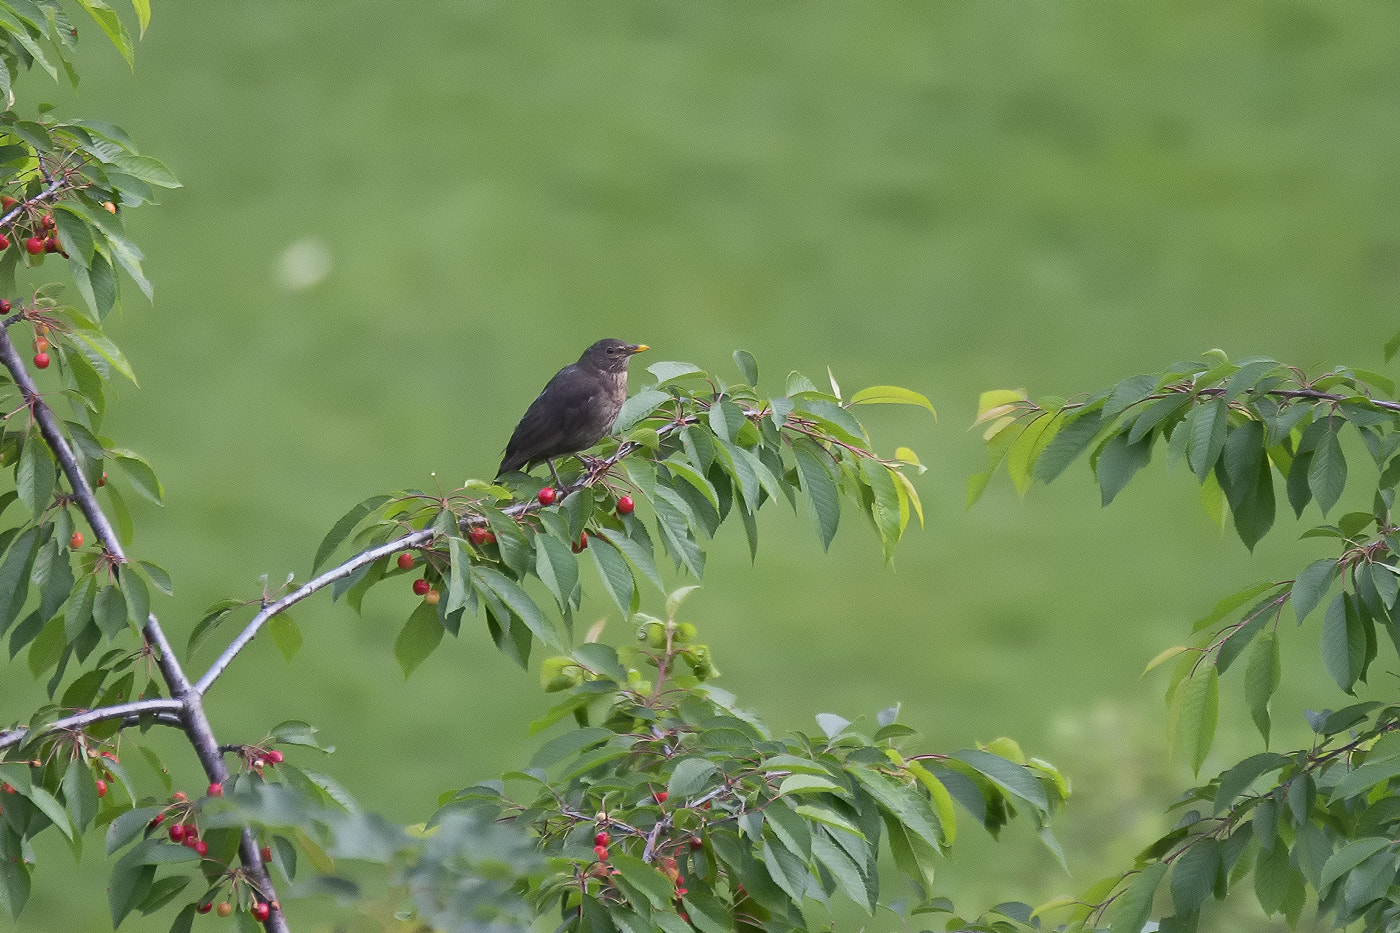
582,339,649,372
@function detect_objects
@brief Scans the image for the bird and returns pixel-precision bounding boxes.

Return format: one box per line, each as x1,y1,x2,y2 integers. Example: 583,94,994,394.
497,339,649,485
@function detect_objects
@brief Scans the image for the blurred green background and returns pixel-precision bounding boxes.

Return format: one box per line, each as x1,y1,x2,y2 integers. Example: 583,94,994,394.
4,2,1398,931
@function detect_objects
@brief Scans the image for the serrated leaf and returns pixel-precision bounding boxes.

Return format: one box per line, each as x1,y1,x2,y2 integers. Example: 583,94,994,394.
1171,665,1218,776
1244,632,1280,745
733,349,758,385
111,449,163,504
313,495,392,573
1292,558,1339,625
394,599,443,678
849,385,936,418
792,437,839,549
1110,861,1167,933
1308,426,1347,517
1185,397,1229,480
1318,837,1393,893
69,329,137,385
267,613,302,662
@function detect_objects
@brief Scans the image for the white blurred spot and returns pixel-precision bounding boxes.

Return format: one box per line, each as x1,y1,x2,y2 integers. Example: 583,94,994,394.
276,236,333,291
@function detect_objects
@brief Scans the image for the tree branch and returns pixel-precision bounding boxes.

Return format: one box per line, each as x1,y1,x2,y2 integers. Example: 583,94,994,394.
0,324,290,932
194,527,436,694
0,698,184,751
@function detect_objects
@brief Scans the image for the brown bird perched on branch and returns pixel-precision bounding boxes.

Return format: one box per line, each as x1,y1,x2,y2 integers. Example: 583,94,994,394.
497,339,649,484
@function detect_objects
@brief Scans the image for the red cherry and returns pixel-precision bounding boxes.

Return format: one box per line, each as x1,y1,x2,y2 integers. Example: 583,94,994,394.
467,527,488,546
537,486,557,505
196,902,213,914
24,236,43,255
0,299,8,314
98,471,107,487
95,779,107,798
149,812,165,828
251,902,271,922
572,532,588,553
69,531,83,549
0,236,8,252
42,237,59,253
32,352,49,369
261,845,273,862
412,578,431,596
617,495,635,515
207,782,223,797
267,749,284,764
396,552,414,570
653,790,668,804
0,196,16,210
689,835,703,850
168,824,185,843
173,791,187,801
183,824,198,840
593,844,609,860
40,213,54,230
594,831,610,846
193,839,208,856
484,531,497,544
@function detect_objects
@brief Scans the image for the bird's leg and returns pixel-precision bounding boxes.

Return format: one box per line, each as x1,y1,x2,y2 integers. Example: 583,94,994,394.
547,459,564,488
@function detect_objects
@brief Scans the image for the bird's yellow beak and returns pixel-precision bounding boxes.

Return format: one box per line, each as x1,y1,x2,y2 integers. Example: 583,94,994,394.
633,344,649,353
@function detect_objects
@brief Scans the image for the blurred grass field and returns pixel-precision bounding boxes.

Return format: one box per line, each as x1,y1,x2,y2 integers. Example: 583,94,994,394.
4,3,1398,931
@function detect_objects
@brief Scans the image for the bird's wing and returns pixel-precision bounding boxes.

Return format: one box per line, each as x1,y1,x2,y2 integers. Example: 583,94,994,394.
498,365,605,474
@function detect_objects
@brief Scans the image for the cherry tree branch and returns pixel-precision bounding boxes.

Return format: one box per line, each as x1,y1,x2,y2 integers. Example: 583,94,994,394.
194,527,436,694
0,698,184,751
0,324,289,932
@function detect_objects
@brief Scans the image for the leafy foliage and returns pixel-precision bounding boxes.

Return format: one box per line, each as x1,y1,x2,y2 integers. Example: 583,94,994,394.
980,348,1400,932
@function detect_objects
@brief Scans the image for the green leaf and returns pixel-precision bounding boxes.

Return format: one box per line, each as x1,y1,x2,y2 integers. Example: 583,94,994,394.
107,449,163,505
267,613,302,662
732,349,758,385
668,757,717,798
17,431,56,516
1110,862,1167,933
1244,632,1281,745
791,436,840,549
1320,592,1365,694
533,533,579,614
105,153,180,189
950,748,1048,812
1185,397,1229,480
849,385,936,417
0,526,40,637
1171,665,1219,776
1169,836,1221,914
1094,429,1152,506
1217,424,1275,550
1318,837,1393,893
1308,426,1347,517
313,495,391,573
1292,559,1339,625
609,854,675,910
394,599,443,678
850,766,943,851
646,361,704,384
69,329,138,385
1034,408,1106,485
588,534,637,616
472,564,562,650
1332,754,1400,799
614,388,671,433
1192,580,1280,632
1213,752,1287,813
26,785,74,840
76,0,134,65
